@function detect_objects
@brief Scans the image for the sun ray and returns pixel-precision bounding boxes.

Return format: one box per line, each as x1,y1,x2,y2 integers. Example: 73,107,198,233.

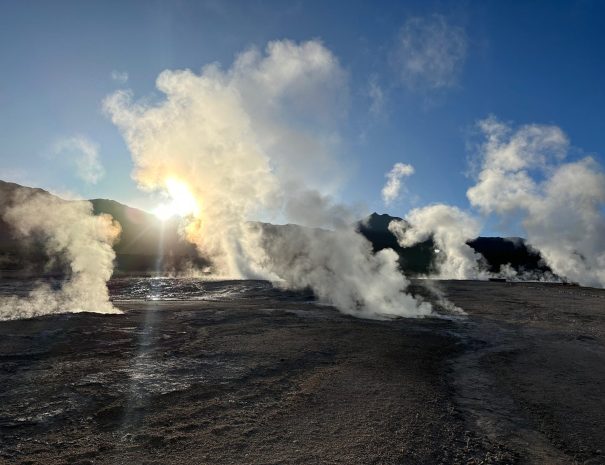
153,178,200,220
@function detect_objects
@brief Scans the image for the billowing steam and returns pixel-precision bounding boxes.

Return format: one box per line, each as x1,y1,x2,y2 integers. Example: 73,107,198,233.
382,163,414,205
467,117,605,287
105,39,432,318
389,204,485,279
254,223,431,318
0,189,121,320
387,116,605,286
377,113,605,288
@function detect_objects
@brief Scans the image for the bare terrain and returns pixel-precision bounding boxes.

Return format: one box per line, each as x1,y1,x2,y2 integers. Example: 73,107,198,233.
0,280,604,465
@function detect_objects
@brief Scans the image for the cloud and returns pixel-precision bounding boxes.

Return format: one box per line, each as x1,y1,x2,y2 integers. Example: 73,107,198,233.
382,162,414,204
467,117,605,287
467,116,569,213
111,70,129,83
368,74,385,116
391,14,467,92
53,135,104,184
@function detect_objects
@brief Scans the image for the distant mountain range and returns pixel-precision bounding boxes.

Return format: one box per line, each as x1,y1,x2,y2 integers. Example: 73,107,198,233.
0,180,549,276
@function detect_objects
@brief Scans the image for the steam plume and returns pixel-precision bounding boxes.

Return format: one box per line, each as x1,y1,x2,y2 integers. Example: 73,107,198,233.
390,204,485,279
105,40,431,318
468,117,605,287
382,163,414,205
0,189,121,320
255,222,431,318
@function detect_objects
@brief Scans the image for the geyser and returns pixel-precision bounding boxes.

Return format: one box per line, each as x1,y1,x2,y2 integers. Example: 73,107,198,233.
0,188,121,320
390,204,485,280
105,39,432,319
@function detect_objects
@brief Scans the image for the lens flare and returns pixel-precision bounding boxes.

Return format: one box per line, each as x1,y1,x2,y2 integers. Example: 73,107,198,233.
153,178,200,220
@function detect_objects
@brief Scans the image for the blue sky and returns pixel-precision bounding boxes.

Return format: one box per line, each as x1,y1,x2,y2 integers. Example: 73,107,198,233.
1,0,605,226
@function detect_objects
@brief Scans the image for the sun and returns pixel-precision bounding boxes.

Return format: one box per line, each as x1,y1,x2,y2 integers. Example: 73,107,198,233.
153,178,200,220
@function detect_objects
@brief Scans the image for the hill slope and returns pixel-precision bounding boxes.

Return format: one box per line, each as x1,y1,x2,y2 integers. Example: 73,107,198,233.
0,181,202,273
0,181,549,276
357,212,550,275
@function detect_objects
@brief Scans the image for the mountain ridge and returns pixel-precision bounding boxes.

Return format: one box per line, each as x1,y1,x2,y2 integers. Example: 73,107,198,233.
0,180,548,276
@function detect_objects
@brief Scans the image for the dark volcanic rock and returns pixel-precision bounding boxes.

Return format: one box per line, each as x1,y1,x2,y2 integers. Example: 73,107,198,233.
1,280,604,464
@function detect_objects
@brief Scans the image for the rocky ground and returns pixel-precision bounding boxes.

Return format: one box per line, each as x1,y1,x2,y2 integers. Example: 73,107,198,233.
0,280,604,465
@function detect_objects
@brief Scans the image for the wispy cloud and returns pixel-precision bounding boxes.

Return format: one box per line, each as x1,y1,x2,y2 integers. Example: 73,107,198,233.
53,135,104,184
391,14,467,92
382,162,414,205
368,74,385,116
111,70,129,84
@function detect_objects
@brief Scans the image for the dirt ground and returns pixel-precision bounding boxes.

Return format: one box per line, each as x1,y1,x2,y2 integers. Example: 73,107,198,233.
0,280,604,465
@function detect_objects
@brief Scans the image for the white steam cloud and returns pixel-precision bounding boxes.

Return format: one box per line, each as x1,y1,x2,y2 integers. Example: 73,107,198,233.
368,74,385,116
255,223,431,318
392,14,467,92
382,163,414,205
390,204,485,279
0,189,121,320
53,135,105,184
111,70,129,84
384,117,605,287
104,39,432,319
467,117,605,287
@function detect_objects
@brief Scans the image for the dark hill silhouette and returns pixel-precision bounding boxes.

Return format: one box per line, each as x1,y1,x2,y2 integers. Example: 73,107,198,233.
466,236,548,274
0,180,49,250
0,181,203,273
357,212,550,276
0,181,549,277
89,198,203,272
357,213,436,274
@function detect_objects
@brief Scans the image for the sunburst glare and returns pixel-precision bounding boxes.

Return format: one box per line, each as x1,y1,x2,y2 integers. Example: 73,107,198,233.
153,178,200,221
